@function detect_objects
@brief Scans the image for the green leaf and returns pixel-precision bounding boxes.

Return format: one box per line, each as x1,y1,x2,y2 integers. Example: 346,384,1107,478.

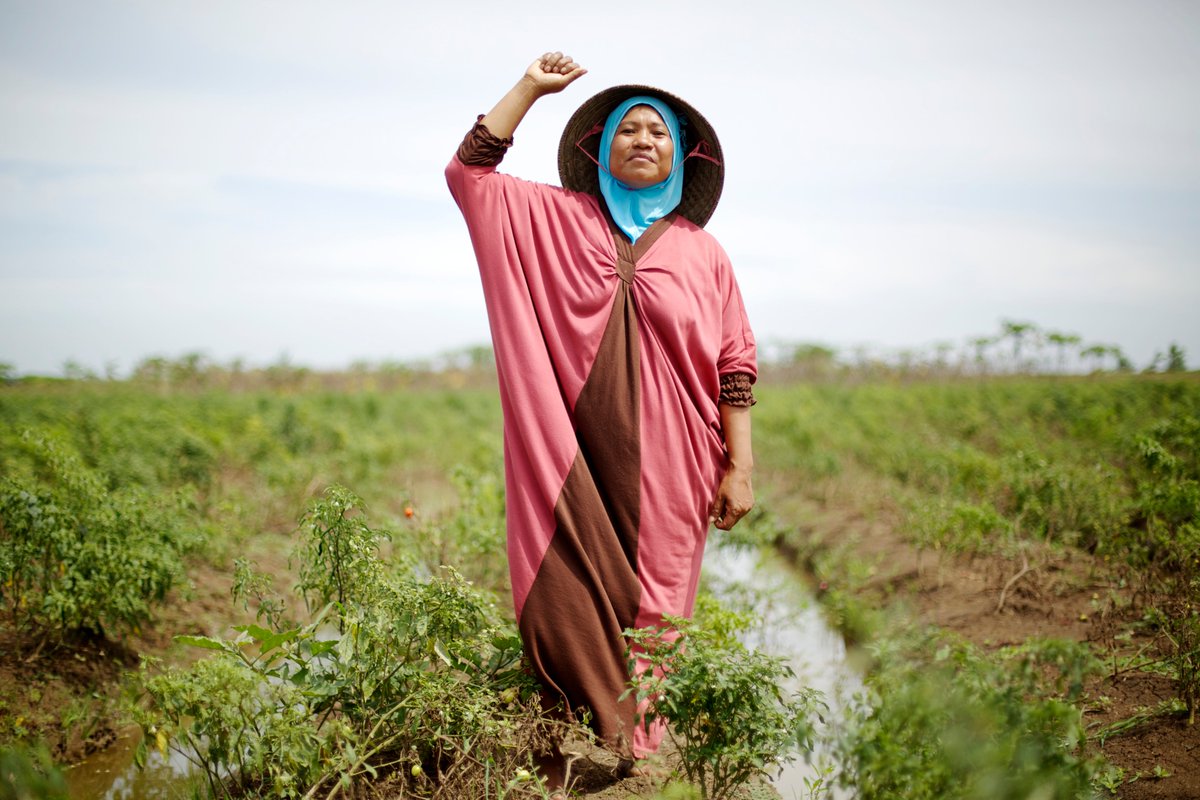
260,629,300,653
174,634,227,651
308,639,336,657
335,631,356,663
233,623,275,643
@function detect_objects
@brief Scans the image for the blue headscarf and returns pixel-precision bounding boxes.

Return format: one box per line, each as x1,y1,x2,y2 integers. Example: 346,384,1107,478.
598,96,685,243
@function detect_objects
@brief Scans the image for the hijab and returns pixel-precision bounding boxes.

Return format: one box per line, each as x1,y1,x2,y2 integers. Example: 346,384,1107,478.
598,96,685,242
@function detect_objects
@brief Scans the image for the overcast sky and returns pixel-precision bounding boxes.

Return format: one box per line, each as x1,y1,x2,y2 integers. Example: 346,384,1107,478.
2,0,1197,376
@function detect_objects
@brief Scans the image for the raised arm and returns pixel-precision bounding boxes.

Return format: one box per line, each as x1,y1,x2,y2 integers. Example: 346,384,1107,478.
480,52,587,140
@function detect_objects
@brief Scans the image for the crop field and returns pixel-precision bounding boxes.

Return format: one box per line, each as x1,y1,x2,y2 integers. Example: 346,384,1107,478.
1,365,1197,799
752,375,1200,799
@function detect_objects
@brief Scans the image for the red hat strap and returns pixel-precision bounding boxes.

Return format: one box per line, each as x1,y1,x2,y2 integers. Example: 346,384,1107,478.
573,122,606,168
684,139,722,167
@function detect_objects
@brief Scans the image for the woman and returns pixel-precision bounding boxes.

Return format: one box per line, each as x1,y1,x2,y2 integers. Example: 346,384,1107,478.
446,52,757,790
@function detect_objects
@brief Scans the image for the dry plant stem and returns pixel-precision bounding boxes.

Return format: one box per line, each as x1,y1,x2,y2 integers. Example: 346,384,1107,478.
560,750,579,795
996,552,1036,614
1110,653,1168,679
301,700,407,800
23,631,52,663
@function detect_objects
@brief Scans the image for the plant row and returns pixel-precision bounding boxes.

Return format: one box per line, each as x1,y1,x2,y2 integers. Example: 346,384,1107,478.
755,376,1199,724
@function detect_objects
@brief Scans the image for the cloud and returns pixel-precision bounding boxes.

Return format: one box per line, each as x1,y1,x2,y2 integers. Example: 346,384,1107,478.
1,1,1198,374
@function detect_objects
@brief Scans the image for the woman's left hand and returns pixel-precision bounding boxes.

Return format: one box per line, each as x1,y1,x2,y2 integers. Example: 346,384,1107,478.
710,465,754,531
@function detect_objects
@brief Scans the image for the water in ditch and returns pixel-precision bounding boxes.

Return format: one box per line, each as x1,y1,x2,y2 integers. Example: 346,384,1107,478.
64,729,203,799
702,542,862,800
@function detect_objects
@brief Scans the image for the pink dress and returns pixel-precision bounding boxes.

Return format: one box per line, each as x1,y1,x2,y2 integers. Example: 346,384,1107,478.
446,120,756,757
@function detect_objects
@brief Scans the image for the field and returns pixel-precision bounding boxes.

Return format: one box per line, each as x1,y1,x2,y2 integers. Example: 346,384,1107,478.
753,375,1200,799
1,363,1197,799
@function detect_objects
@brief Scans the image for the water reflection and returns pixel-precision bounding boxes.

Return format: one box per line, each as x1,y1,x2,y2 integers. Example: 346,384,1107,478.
64,727,201,800
703,543,861,800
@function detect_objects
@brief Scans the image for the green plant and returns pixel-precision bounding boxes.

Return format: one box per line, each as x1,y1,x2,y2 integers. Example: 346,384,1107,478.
0,742,69,800
907,498,1011,568
1090,698,1185,744
1132,414,1200,723
138,655,348,799
137,487,560,799
625,612,823,800
1094,764,1124,794
231,556,287,628
0,432,190,639
294,485,390,619
998,450,1125,551
834,634,1102,800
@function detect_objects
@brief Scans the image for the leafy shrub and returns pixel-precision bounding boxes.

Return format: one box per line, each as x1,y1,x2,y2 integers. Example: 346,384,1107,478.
138,655,349,798
906,498,1012,563
0,432,191,637
294,484,391,616
625,612,823,800
998,451,1126,550
834,634,1102,800
137,487,558,799
0,742,68,800
1130,415,1200,568
1131,414,1200,724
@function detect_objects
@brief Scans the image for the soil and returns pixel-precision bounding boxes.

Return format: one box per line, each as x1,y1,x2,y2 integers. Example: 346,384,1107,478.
770,484,1200,800
549,736,777,800
360,736,777,800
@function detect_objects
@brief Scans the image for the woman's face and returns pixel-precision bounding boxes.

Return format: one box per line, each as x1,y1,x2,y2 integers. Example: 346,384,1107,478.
608,105,674,189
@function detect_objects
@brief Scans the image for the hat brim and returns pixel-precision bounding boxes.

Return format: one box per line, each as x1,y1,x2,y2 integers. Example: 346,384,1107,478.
557,84,724,229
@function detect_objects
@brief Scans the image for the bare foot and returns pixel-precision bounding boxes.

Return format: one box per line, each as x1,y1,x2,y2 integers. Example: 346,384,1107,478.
617,755,669,781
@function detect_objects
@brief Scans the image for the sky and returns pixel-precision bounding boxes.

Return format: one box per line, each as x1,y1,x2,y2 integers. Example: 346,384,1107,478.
1,0,1198,376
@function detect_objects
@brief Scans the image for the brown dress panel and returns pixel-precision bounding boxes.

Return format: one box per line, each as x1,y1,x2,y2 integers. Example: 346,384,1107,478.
519,447,641,752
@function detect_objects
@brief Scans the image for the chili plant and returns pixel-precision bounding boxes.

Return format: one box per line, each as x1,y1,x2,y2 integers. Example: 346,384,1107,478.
137,487,560,799
625,612,823,800
0,432,190,640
